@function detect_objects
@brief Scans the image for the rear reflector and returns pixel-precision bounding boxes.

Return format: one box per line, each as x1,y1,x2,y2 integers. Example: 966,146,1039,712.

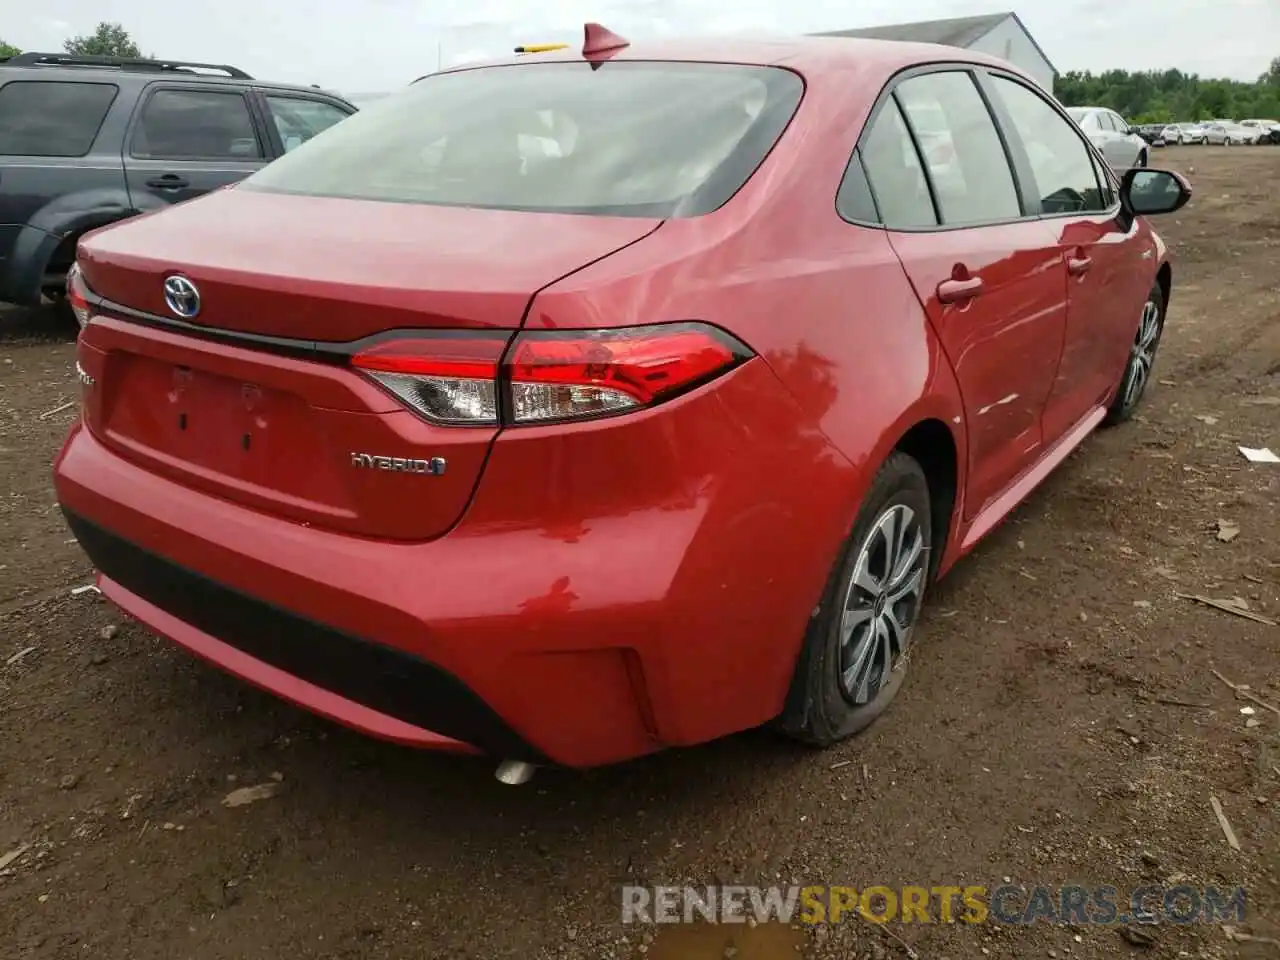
349,323,751,427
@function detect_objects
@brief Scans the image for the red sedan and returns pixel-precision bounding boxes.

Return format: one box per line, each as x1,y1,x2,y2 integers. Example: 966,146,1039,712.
54,26,1190,779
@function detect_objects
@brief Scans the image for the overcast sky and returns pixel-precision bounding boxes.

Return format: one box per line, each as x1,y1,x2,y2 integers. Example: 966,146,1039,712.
8,1,1277,94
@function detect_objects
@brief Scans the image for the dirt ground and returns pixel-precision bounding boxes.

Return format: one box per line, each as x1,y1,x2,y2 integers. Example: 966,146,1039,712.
1,146,1278,960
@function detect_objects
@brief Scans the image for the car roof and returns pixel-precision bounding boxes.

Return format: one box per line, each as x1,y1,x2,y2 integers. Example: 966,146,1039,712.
433,34,1029,82
0,61,348,102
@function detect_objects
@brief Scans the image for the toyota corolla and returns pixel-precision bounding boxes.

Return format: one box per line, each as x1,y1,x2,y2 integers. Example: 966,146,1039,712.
54,25,1191,780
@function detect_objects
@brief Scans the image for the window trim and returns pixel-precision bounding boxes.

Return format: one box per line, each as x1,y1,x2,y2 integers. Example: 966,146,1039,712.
836,61,1031,233
251,89,355,158
0,79,120,158
126,82,268,163
834,147,880,224
979,69,1122,222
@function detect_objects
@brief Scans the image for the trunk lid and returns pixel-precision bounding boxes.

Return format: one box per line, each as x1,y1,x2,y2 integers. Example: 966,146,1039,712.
75,189,662,540
78,188,661,339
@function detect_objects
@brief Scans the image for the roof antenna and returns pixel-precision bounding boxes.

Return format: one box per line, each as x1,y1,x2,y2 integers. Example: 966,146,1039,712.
582,22,630,57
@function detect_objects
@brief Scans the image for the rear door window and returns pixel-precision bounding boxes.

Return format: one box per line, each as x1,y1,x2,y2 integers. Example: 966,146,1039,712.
242,62,804,218
131,89,263,160
894,71,1022,226
264,96,351,152
858,99,937,228
0,81,118,156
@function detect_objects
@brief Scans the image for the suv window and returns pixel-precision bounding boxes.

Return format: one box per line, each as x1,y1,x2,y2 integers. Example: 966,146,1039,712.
264,96,350,152
990,76,1108,215
859,98,937,228
132,89,262,160
1109,112,1130,132
0,81,118,157
895,71,1021,226
242,62,803,218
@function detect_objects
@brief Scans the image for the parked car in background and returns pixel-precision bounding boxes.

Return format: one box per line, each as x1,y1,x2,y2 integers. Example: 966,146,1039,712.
1202,121,1260,145
1065,106,1148,168
1167,122,1207,144
0,53,355,310
55,29,1192,776
1240,119,1280,144
1134,124,1166,146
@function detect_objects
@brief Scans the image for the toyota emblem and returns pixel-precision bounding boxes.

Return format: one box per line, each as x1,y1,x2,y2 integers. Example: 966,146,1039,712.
163,275,201,319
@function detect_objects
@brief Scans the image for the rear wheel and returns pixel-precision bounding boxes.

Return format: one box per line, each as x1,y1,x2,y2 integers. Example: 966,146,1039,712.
1103,284,1164,426
781,452,931,746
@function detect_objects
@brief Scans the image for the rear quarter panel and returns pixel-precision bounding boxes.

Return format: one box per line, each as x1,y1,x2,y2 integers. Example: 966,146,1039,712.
520,60,972,731
530,56,968,550
0,71,136,301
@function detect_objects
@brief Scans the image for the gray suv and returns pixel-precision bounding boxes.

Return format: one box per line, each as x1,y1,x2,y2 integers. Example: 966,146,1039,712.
0,53,355,308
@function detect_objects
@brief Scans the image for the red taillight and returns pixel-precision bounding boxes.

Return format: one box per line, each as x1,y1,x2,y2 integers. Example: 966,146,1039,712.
349,323,751,427
66,261,91,327
506,324,748,423
351,334,508,425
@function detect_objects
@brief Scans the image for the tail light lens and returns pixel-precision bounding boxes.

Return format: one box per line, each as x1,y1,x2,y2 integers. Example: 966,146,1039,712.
66,262,92,328
351,334,507,425
349,323,751,427
506,325,749,423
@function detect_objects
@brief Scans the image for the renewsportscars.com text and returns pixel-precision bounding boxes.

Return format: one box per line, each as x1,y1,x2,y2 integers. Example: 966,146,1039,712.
621,884,1246,926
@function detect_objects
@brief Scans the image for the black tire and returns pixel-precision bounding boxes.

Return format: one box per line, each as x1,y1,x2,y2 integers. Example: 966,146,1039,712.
1136,150,1147,167
1103,283,1164,426
780,452,932,746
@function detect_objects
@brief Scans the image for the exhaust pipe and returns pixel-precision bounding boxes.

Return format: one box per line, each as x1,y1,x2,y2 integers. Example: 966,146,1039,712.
494,760,536,785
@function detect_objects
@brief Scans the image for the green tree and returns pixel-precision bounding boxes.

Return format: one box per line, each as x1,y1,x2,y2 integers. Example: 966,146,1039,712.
0,39,20,58
1057,63,1280,121
1262,56,1280,88
63,22,142,58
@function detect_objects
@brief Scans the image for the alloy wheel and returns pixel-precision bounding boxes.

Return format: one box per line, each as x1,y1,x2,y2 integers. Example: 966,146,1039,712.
1121,299,1161,410
838,504,927,705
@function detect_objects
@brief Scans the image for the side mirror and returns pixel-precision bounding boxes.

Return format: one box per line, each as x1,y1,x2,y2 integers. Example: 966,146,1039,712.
1119,168,1192,217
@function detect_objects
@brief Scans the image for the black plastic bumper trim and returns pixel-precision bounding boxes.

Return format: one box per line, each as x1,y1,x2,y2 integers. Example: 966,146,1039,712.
62,509,547,763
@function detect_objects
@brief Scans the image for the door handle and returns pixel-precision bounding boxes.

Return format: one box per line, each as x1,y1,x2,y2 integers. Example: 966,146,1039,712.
1067,256,1093,277
145,175,189,190
937,277,984,304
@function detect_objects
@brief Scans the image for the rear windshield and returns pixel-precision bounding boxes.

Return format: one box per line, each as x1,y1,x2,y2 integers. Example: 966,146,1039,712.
242,61,803,217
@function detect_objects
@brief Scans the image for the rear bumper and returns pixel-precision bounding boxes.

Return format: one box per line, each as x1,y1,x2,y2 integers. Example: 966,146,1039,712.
53,360,858,767
64,509,521,758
